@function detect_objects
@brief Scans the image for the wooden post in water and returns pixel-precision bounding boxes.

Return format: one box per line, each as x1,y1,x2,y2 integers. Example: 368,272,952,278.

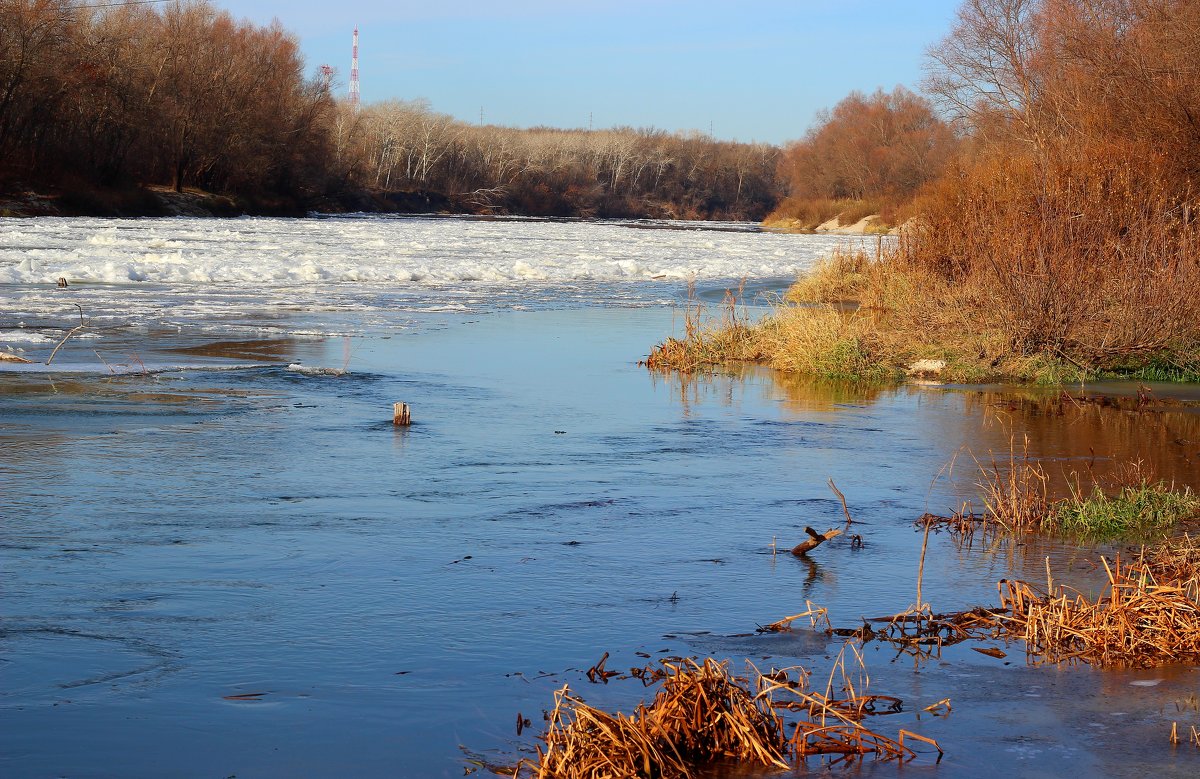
393,403,411,427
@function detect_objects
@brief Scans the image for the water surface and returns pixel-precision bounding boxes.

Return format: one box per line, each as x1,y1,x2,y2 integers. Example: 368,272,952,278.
2,217,1198,778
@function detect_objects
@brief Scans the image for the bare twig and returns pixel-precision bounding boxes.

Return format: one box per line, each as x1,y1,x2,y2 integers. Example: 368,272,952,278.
45,304,88,366
828,478,853,525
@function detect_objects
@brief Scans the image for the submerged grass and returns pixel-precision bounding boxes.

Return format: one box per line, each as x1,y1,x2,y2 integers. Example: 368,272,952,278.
1054,482,1200,540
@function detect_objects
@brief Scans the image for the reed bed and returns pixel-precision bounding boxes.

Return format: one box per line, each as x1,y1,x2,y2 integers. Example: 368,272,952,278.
642,284,760,373
973,435,1051,534
512,654,940,778
997,539,1200,668
929,437,1200,542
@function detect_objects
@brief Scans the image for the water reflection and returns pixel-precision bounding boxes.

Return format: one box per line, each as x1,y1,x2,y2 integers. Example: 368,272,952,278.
656,369,1200,497
955,387,1200,493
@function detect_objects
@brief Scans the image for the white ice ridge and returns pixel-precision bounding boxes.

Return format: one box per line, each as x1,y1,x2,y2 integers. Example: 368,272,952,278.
0,216,865,286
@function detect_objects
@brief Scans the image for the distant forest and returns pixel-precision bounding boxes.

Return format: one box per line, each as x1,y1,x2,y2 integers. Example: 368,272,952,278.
0,0,781,219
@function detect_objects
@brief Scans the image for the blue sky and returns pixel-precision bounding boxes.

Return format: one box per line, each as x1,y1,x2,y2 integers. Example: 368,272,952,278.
224,0,963,144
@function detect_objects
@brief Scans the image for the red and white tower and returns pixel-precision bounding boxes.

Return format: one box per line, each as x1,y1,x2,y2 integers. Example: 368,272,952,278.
349,26,360,109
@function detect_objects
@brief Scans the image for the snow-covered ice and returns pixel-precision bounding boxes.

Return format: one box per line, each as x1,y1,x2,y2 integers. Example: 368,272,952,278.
0,214,870,336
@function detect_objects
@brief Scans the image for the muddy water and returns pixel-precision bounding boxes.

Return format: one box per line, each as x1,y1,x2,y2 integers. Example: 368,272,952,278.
2,308,1199,778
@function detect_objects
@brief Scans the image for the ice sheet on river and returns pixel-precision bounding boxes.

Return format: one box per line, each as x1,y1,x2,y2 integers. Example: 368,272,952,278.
0,215,862,285
0,215,870,339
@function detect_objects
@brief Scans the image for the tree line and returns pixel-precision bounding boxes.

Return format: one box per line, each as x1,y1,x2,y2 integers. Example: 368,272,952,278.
0,0,336,206
340,101,779,219
0,0,780,219
769,86,958,227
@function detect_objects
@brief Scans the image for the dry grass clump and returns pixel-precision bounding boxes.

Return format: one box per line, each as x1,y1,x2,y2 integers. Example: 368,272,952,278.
642,287,761,372
785,250,875,304
643,277,903,381
515,659,788,779
997,539,1200,668
754,307,896,382
513,654,940,778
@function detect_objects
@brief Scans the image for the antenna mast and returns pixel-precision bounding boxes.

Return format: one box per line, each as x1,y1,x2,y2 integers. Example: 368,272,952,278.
349,26,360,109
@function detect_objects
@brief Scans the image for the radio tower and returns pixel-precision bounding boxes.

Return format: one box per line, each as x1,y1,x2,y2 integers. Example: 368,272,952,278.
349,27,361,109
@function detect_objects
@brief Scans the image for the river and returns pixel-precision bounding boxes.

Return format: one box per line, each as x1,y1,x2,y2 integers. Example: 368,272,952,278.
2,216,1198,778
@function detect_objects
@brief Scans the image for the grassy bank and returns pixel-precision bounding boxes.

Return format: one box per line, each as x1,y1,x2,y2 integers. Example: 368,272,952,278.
647,243,1200,384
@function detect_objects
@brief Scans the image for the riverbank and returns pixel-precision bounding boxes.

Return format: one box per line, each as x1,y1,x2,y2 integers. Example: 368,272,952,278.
647,249,1200,384
0,183,474,219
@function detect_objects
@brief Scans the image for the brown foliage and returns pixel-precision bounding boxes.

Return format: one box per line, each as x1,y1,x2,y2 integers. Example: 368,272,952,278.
0,1,782,219
780,87,957,203
0,0,337,200
891,0,1200,376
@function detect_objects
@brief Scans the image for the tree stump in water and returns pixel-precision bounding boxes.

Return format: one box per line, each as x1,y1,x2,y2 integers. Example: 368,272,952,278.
393,403,411,426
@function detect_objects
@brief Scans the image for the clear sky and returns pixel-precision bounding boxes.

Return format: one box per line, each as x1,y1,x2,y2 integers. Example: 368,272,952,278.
222,0,963,145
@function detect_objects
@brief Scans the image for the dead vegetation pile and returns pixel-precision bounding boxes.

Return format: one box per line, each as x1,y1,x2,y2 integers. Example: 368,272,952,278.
997,538,1200,669
512,655,940,778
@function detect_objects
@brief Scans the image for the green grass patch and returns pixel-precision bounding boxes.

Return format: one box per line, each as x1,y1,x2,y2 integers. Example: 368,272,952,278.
1099,359,1200,384
1050,482,1200,541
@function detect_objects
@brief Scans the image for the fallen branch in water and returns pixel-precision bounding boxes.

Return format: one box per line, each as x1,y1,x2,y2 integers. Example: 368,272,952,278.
792,526,842,556
0,350,33,363
828,478,854,524
45,304,88,366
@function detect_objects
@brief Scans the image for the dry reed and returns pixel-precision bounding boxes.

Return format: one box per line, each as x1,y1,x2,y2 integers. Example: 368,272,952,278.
512,652,941,778
514,658,788,779
642,283,760,373
997,538,1200,668
972,434,1050,534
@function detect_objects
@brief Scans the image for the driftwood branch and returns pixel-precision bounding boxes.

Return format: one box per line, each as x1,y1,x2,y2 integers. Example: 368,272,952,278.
45,304,87,366
791,526,843,556
828,478,853,525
